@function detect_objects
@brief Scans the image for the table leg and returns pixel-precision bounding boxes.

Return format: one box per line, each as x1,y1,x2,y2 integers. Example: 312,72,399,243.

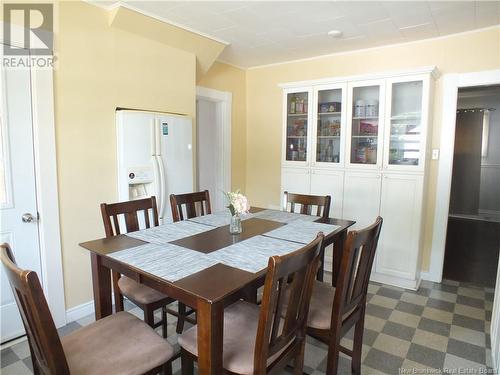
197,299,223,375
332,229,347,287
91,253,112,320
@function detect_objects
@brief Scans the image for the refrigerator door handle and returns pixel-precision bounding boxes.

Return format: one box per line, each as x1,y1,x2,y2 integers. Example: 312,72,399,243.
152,156,162,213
156,155,167,219
155,118,162,156
150,118,156,156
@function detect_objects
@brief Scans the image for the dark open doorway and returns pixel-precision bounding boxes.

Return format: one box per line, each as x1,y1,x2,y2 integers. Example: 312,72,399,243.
443,85,500,287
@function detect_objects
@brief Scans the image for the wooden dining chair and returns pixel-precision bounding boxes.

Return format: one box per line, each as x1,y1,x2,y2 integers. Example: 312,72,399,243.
306,217,383,375
1,243,175,375
101,196,192,335
178,233,324,375
170,190,211,222
283,191,331,219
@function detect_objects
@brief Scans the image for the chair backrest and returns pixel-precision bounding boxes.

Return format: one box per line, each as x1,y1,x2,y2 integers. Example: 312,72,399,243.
332,217,383,326
283,191,331,219
254,234,324,374
0,244,69,374
100,196,159,237
169,190,211,222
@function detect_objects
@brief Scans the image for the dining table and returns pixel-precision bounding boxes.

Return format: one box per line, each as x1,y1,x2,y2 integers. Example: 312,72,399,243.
79,207,355,375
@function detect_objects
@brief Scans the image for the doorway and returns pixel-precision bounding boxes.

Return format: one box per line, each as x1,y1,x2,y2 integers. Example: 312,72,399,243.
195,87,232,211
442,85,500,287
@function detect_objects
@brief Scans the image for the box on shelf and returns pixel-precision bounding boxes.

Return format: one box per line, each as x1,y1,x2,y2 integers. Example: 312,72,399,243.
359,120,378,135
319,102,341,113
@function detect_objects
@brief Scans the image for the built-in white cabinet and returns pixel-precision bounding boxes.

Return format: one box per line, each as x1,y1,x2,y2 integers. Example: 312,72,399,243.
374,173,425,289
280,67,437,290
342,172,382,230
281,167,310,194
310,169,344,218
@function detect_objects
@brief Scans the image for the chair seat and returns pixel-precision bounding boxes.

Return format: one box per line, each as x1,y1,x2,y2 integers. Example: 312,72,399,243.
179,301,288,375
306,281,357,330
61,311,174,375
118,276,169,305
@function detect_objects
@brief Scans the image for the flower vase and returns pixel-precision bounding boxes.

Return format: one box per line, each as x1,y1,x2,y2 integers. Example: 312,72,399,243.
229,214,242,234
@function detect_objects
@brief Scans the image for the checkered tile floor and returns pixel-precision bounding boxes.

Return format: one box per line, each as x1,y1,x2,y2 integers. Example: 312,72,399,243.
1,276,494,374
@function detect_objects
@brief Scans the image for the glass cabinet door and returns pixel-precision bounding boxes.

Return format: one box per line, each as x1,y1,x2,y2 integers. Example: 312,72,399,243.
350,85,380,165
316,88,342,164
388,81,423,166
285,92,309,162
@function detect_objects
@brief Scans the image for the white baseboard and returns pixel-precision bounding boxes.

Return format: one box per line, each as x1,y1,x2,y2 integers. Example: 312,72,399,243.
420,270,441,283
65,300,95,324
370,272,421,291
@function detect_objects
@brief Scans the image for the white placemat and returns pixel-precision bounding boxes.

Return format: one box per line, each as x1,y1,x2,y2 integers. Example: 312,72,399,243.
206,235,303,273
188,210,254,227
263,221,340,244
252,209,319,224
126,220,213,244
108,243,218,282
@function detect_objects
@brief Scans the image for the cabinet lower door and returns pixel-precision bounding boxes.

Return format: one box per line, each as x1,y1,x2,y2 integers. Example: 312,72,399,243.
281,167,310,204
342,172,381,230
376,173,424,281
310,169,344,218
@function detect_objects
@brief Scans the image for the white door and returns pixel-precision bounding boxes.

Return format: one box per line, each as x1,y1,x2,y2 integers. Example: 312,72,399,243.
377,173,424,280
310,169,344,218
1,58,42,343
342,171,382,229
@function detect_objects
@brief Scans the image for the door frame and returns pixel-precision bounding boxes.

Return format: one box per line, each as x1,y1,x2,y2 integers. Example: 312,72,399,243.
30,67,66,328
1,36,66,331
195,86,232,204
427,69,500,283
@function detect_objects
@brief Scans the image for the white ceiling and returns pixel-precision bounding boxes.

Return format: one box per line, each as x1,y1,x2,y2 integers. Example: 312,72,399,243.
103,1,500,68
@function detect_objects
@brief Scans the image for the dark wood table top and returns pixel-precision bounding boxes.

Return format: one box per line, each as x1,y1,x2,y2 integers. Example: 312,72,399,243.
80,208,355,303
170,218,284,253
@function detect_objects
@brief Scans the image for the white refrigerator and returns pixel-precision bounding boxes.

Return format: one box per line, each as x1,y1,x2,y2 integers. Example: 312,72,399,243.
116,110,194,222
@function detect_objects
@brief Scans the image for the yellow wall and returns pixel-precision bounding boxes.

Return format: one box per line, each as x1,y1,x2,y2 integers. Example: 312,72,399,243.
245,27,500,271
54,1,196,308
198,62,247,191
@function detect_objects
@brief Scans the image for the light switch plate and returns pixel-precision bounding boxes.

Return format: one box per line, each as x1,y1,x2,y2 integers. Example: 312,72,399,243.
432,149,440,160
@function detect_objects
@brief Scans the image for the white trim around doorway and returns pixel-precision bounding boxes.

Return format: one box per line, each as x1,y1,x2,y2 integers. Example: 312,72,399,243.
196,86,232,199
30,67,67,328
428,69,500,283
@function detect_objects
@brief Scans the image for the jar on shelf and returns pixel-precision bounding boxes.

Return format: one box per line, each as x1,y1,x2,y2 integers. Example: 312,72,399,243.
365,100,378,117
354,100,365,118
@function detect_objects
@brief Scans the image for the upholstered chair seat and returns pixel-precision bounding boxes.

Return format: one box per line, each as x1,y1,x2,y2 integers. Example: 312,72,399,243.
62,311,174,375
118,276,168,305
179,301,291,375
305,281,357,330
